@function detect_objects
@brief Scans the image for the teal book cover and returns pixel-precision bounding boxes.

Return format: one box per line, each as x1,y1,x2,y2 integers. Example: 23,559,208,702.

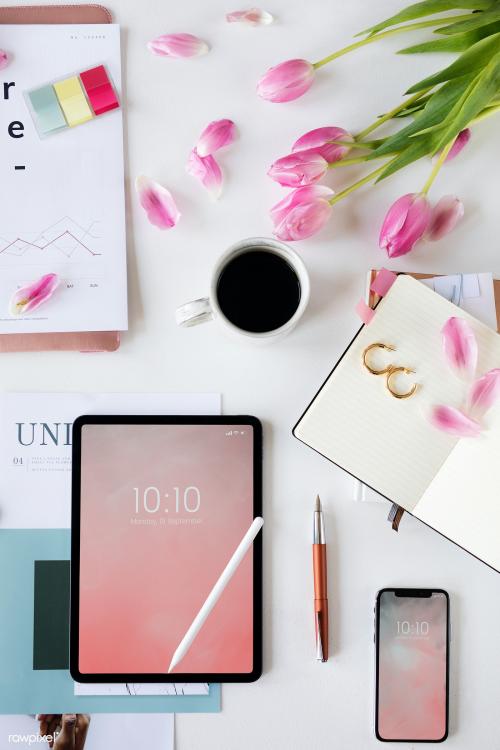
0,530,220,714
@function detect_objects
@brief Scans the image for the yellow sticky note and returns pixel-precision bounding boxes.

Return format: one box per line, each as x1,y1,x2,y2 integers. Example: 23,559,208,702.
53,77,93,127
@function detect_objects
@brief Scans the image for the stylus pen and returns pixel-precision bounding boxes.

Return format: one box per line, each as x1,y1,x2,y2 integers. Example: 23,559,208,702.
313,496,329,662
167,516,264,674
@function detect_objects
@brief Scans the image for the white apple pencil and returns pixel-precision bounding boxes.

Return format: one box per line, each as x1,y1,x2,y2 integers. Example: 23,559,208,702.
167,516,264,674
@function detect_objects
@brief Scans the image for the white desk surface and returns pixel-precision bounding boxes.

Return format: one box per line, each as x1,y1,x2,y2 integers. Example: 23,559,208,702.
3,0,500,747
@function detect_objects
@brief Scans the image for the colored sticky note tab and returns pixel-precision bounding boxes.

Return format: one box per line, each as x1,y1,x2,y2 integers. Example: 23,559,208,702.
28,85,67,134
355,298,375,325
370,268,398,297
54,76,93,127
80,65,119,116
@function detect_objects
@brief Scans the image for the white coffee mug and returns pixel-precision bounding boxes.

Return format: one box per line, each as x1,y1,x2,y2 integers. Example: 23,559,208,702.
175,237,310,342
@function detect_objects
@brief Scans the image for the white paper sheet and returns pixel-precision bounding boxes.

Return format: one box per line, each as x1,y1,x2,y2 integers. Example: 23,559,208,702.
75,682,209,696
0,713,174,750
420,272,497,330
0,392,221,528
0,25,127,333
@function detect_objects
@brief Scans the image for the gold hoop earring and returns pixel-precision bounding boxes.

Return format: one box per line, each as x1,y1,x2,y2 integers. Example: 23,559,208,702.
362,343,396,375
385,367,418,400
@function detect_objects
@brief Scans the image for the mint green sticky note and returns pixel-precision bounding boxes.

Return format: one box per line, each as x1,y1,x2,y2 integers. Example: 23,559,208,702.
28,85,67,135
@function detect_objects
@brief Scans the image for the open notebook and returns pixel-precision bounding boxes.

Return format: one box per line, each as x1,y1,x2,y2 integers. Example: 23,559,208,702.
294,275,500,572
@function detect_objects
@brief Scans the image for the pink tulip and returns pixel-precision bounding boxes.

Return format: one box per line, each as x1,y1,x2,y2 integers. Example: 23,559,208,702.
147,33,209,58
257,59,315,103
271,185,333,241
292,126,353,163
186,148,223,199
379,193,431,258
226,8,274,25
135,175,181,229
268,151,328,187
442,317,477,381
429,405,481,438
10,273,59,315
445,129,471,162
427,195,464,241
196,119,237,157
0,50,9,70
468,368,500,419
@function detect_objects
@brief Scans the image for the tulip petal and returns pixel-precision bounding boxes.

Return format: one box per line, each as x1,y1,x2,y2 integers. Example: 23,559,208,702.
270,185,334,226
147,33,209,58
292,126,353,163
10,273,59,315
271,186,333,241
257,59,314,103
135,175,181,229
186,149,223,199
379,193,431,258
426,195,464,242
196,119,237,157
445,129,471,162
268,150,328,187
429,405,481,437
226,8,274,24
442,316,478,381
467,368,500,419
0,50,9,70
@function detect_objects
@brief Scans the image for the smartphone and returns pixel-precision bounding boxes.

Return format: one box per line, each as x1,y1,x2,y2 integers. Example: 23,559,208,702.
374,588,449,743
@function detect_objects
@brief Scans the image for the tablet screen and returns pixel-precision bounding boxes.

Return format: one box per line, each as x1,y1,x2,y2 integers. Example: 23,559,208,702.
75,421,258,677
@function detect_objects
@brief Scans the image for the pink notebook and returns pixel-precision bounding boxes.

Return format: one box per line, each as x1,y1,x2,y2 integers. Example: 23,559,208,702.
0,4,120,353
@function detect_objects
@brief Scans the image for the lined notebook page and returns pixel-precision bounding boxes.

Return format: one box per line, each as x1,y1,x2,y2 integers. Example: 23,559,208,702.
415,400,500,571
295,275,500,512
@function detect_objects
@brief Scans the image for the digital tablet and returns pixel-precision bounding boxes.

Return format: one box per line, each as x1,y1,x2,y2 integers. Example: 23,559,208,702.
70,415,262,683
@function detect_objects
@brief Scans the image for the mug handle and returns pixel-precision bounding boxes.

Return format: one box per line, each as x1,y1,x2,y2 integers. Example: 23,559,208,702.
175,297,214,327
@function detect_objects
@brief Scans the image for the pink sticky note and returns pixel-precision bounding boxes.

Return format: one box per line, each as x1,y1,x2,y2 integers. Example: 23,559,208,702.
355,299,375,325
370,268,398,297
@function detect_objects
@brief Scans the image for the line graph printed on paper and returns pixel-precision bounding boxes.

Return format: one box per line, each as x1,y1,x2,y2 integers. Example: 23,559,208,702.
0,217,103,266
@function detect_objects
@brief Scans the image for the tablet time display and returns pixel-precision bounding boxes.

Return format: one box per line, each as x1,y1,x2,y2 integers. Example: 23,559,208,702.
77,423,255,675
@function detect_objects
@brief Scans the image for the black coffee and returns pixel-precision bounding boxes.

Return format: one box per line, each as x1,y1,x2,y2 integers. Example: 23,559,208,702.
216,249,301,333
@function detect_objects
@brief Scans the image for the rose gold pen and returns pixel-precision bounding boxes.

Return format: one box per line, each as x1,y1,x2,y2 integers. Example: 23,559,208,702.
313,495,328,662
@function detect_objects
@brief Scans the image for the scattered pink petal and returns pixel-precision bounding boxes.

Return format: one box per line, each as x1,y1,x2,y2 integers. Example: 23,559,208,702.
0,50,9,70
268,150,328,187
445,129,471,162
271,185,334,241
147,33,209,58
442,317,478,381
196,119,237,157
135,175,181,229
226,8,274,25
257,58,315,103
429,405,481,437
292,126,353,163
186,148,223,199
355,299,375,325
379,193,431,258
468,368,500,419
426,195,464,241
10,273,59,315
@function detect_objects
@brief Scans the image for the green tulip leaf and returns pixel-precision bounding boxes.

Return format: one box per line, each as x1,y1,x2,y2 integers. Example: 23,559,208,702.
406,31,500,91
435,7,500,33
357,0,492,37
369,75,474,157
398,21,500,52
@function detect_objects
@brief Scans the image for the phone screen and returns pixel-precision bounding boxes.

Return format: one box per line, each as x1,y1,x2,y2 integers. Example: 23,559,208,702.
375,589,449,742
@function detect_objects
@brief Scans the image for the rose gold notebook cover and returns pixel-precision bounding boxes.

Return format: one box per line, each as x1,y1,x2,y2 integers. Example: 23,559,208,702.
0,4,120,353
